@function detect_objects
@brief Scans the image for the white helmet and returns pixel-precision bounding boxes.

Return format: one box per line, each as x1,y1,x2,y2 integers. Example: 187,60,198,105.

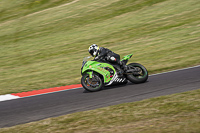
88,44,99,57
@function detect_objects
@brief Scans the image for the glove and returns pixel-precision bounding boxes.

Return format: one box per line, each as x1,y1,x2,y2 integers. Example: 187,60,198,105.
94,56,99,60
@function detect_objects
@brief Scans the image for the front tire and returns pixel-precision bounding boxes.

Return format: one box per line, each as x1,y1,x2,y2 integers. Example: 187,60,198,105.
126,63,148,84
81,73,104,92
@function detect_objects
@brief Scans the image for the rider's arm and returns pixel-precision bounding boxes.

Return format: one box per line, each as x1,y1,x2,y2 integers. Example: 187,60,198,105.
95,47,107,60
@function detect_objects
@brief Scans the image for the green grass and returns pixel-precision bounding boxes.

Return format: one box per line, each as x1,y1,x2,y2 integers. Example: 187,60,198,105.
0,0,200,94
0,89,200,133
0,0,74,22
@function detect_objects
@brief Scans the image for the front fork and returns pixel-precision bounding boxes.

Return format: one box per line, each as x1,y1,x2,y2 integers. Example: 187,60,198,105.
87,71,98,82
86,71,101,83
87,71,93,78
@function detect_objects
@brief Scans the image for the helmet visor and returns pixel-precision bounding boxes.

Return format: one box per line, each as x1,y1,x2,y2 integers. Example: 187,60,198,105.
89,50,94,57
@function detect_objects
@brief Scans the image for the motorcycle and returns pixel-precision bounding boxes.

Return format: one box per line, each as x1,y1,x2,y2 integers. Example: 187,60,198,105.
81,54,148,92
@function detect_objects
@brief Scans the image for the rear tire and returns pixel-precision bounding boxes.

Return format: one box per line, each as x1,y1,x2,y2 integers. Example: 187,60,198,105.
126,63,148,84
81,73,104,92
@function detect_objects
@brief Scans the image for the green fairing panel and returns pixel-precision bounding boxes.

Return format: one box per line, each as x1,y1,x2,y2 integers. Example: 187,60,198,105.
82,61,115,83
121,54,133,61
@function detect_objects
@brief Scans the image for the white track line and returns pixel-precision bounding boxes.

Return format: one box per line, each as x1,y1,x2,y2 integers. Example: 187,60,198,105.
0,94,20,102
150,65,200,76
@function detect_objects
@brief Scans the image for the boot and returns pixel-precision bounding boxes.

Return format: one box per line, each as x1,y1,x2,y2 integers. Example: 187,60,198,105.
114,65,124,78
119,61,127,71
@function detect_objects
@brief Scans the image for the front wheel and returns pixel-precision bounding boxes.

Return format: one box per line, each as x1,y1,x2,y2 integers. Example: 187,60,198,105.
81,73,104,92
126,63,148,84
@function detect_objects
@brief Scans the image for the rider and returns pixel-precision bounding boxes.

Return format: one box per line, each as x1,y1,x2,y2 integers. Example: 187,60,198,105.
88,44,127,73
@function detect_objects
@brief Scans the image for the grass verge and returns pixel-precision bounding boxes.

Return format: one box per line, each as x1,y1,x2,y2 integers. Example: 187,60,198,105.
0,89,200,133
0,0,200,94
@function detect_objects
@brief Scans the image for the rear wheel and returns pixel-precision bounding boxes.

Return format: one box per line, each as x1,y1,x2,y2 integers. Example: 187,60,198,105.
126,63,148,84
81,73,104,92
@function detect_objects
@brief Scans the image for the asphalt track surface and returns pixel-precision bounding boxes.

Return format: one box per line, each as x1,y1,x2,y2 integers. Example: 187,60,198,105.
0,66,200,128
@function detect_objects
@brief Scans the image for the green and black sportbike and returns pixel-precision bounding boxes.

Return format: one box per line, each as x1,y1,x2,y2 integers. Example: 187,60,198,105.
81,54,148,92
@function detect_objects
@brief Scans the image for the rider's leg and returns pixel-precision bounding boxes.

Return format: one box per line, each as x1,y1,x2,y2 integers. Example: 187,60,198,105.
107,53,127,70
107,53,120,65
107,53,127,77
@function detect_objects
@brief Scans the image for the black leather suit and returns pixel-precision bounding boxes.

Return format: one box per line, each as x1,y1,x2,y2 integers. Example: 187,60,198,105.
94,47,121,65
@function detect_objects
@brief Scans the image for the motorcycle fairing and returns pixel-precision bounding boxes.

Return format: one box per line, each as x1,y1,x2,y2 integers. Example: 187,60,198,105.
82,61,116,83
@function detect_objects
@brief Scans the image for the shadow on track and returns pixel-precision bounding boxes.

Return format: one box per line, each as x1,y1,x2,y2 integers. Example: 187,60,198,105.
83,81,149,93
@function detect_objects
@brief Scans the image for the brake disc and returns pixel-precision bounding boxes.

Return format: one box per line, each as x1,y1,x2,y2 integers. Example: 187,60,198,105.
87,78,99,87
